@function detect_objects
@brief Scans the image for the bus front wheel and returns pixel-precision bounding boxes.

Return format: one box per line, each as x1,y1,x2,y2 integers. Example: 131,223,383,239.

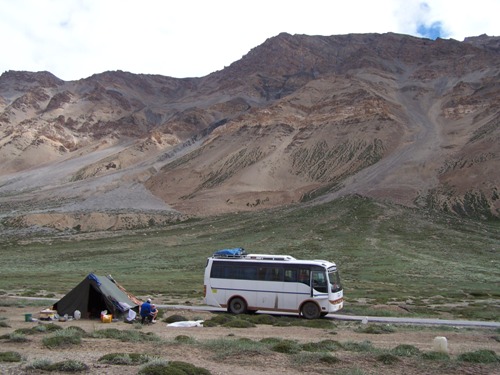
228,297,247,314
301,302,321,319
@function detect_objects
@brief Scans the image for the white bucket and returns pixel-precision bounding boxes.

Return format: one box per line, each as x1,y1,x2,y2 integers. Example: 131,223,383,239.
432,336,448,353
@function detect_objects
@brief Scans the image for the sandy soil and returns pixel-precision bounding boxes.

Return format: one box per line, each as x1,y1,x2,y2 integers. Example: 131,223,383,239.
1,305,499,375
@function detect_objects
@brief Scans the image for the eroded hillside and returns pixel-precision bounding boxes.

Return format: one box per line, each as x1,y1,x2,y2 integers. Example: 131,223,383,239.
0,32,499,232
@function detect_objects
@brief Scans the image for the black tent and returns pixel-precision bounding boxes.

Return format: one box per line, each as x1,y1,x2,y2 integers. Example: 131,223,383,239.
53,273,140,319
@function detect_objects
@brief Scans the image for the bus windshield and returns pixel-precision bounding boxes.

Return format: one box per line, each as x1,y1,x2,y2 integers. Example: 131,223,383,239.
329,269,342,293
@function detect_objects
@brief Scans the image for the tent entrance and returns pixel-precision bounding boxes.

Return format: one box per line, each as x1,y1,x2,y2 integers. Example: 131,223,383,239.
88,284,108,318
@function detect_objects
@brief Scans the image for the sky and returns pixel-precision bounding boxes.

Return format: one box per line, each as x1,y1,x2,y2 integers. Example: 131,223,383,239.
1,0,499,81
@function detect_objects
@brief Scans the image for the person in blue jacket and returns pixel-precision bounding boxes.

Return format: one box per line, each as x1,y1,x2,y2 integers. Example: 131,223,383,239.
140,298,153,324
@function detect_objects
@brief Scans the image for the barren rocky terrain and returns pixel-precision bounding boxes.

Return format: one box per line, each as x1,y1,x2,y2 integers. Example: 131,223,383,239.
1,304,499,375
0,32,499,235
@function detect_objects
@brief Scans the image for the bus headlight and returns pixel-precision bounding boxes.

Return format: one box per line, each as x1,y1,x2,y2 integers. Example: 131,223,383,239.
329,297,343,305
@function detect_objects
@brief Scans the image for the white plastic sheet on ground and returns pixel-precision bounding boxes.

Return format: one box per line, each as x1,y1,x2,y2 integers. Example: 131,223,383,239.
125,309,137,322
167,320,204,327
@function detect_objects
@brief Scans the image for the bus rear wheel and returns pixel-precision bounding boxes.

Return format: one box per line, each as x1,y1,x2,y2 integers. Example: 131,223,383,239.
301,302,321,319
228,297,247,314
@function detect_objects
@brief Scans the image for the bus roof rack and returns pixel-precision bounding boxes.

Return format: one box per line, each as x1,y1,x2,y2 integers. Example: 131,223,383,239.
245,254,296,261
213,248,246,258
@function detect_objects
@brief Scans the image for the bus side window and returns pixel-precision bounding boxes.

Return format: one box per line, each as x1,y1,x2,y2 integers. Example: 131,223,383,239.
210,264,223,278
258,267,283,281
298,269,310,285
243,266,257,280
271,268,283,281
284,268,297,282
257,267,265,280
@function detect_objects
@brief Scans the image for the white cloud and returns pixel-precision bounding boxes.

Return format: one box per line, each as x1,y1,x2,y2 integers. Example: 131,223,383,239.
0,0,498,80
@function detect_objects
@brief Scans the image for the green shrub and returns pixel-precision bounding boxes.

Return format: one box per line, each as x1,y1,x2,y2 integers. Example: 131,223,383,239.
33,325,47,333
301,339,342,352
98,352,152,365
168,361,211,375
7,332,29,343
270,316,334,329
259,337,282,345
355,324,395,334
458,349,499,363
291,352,340,365
320,354,341,364
246,314,277,325
222,318,255,328
13,328,37,335
138,359,211,375
44,323,64,332
300,319,336,329
42,329,82,348
0,351,22,362
202,319,218,327
92,328,122,339
376,353,400,364
271,340,301,354
51,360,89,372
26,358,51,369
20,290,38,297
65,326,87,336
342,340,375,352
27,359,89,372
91,328,161,342
421,351,450,360
164,314,188,323
391,344,421,356
101,354,133,365
203,314,234,326
271,317,295,327
236,337,253,343
138,359,170,374
175,335,195,343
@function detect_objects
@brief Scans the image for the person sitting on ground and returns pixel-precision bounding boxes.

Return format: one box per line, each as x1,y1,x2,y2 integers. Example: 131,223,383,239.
140,298,153,324
150,304,158,323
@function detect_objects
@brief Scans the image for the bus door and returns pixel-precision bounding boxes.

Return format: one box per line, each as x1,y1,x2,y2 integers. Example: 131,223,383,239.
311,268,329,300
280,266,311,311
255,266,282,310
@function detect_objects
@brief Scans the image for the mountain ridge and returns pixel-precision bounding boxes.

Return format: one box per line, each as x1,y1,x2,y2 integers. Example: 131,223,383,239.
0,32,499,233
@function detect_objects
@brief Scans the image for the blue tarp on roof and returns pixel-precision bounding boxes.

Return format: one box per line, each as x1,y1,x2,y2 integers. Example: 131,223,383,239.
213,248,246,257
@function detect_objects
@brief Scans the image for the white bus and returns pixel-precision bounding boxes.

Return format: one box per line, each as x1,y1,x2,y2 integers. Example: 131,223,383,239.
203,248,343,319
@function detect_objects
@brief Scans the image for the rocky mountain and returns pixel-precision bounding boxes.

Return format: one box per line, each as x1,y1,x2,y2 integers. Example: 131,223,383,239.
0,32,499,232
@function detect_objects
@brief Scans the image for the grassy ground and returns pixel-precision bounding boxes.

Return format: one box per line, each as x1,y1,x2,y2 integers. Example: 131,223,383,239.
0,196,499,320
2,304,499,375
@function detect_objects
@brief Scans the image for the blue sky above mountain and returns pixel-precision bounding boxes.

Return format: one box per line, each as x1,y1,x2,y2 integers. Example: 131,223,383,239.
0,0,498,80
418,22,445,39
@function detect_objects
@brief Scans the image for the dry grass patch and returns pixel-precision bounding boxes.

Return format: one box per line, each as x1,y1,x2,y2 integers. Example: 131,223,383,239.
0,351,22,362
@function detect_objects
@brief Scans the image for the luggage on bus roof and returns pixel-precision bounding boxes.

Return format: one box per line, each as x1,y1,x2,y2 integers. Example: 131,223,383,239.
213,248,246,257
